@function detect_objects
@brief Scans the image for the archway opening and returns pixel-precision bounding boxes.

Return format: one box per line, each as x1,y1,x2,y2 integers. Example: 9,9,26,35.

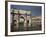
19,16,25,31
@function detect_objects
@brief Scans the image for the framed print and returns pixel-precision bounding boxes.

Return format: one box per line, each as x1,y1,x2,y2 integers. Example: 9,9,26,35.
5,1,45,36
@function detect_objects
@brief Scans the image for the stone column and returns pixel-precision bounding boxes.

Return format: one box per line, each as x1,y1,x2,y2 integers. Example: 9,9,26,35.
24,15,27,30
28,17,31,27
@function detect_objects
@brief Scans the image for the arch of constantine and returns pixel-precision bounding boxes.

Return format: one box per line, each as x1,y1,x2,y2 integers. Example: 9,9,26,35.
11,9,32,31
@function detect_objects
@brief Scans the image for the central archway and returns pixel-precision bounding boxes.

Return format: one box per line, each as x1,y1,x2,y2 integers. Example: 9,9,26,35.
18,16,25,31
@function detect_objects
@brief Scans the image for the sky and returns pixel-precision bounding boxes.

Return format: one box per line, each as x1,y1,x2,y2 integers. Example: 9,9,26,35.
11,5,42,16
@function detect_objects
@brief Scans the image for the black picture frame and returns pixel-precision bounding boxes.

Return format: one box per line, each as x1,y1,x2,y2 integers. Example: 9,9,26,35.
5,1,45,36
